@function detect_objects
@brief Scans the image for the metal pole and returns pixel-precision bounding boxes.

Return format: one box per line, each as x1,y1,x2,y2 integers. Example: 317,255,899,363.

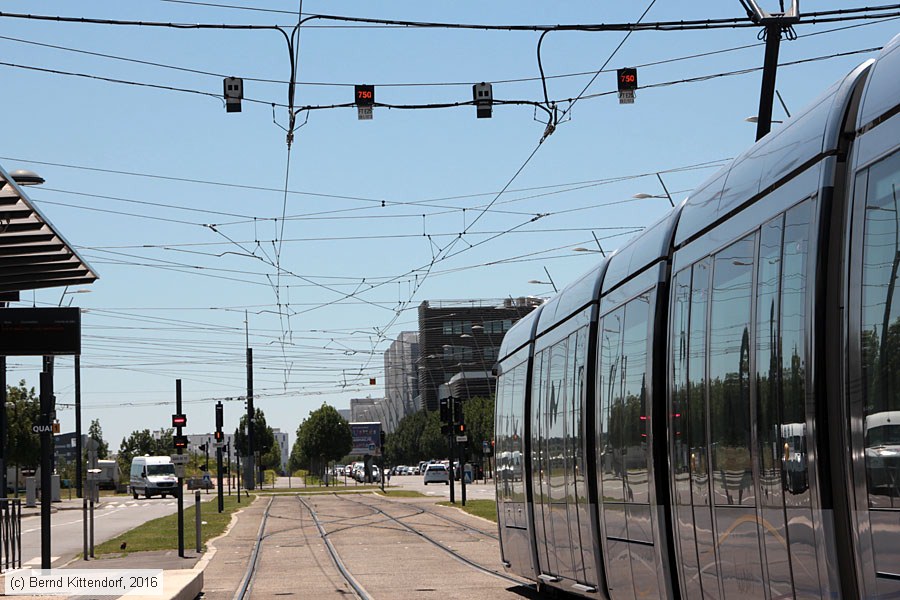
195,491,201,553
448,435,455,504
205,438,210,495
216,444,223,513
75,355,82,499
227,442,231,497
246,347,255,491
756,23,782,141
82,493,88,560
236,453,241,503
89,490,94,558
176,380,184,558
460,442,467,507
39,361,53,570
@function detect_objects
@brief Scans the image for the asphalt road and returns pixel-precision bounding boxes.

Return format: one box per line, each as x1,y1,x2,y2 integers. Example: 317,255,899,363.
18,494,194,567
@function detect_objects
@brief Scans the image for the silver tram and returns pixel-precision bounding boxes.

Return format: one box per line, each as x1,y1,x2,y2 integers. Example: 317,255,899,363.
494,34,900,600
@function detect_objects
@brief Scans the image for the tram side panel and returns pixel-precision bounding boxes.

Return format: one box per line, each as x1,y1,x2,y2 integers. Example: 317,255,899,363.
844,35,900,599
496,348,537,580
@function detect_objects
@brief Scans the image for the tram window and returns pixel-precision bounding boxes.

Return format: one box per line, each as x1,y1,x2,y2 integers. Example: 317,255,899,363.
860,150,900,506
781,201,811,501
599,308,625,502
671,269,691,505
509,362,527,504
622,294,651,503
756,215,784,503
689,260,710,494
709,235,755,506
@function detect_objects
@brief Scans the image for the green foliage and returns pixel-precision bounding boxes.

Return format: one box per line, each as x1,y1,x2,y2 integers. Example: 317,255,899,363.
5,380,40,469
117,429,174,476
233,408,275,458
261,439,281,473
88,418,110,460
385,398,495,464
461,396,495,460
292,404,352,477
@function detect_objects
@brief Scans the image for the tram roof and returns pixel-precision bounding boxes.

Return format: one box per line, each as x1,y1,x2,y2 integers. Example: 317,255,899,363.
857,33,900,131
675,53,875,247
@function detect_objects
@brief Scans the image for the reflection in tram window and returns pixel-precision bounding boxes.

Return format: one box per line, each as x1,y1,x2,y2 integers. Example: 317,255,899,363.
861,150,900,507
864,412,900,499
709,236,755,506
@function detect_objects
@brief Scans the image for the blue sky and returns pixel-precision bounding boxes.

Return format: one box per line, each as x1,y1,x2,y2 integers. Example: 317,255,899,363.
1,1,897,448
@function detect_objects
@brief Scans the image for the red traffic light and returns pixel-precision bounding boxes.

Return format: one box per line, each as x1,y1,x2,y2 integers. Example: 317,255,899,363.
174,435,188,448
214,430,224,441
172,413,187,428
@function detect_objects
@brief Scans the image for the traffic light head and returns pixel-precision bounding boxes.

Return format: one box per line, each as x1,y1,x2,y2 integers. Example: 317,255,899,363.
379,430,386,447
214,430,224,442
215,402,223,429
174,435,188,449
453,397,463,423
172,413,187,428
439,397,449,424
456,422,466,435
199,443,207,452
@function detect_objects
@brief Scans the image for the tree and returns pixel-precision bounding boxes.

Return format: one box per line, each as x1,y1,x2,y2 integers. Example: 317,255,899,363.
461,396,495,461
261,438,282,474
88,418,109,459
117,429,174,477
5,380,40,469
293,404,352,479
233,408,275,458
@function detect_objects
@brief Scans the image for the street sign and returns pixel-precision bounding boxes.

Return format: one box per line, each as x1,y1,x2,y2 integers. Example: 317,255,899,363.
171,454,189,465
357,106,373,120
174,464,186,478
456,435,468,443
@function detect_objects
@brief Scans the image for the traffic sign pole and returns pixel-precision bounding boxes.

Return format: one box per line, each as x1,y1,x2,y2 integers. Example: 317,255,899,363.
175,380,184,558
39,361,53,570
216,401,224,513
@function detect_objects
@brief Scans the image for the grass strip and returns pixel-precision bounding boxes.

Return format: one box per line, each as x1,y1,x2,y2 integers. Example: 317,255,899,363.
437,499,497,522
94,493,250,555
375,489,425,498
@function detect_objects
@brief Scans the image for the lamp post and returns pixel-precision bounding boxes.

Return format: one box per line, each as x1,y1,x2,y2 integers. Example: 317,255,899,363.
633,173,675,207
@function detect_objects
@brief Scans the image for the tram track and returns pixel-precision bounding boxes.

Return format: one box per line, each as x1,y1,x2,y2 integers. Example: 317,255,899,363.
228,492,533,599
333,493,528,589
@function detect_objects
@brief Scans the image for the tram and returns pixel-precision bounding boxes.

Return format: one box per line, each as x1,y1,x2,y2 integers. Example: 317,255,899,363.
494,34,900,599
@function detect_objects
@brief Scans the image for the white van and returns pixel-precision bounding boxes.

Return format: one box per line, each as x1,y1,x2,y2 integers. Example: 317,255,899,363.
130,456,178,499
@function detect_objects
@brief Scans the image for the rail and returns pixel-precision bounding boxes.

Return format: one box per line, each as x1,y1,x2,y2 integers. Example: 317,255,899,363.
0,498,21,572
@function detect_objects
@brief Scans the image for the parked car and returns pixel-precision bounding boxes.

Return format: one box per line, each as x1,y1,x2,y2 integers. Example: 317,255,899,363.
423,463,449,485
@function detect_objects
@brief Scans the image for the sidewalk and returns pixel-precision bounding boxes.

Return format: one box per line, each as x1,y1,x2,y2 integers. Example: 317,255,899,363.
1,493,242,600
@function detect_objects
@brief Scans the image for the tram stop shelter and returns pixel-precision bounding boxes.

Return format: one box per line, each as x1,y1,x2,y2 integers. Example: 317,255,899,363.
0,164,98,298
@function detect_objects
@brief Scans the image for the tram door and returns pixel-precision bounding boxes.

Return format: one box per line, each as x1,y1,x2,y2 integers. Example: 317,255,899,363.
530,325,597,588
848,151,900,599
671,200,823,600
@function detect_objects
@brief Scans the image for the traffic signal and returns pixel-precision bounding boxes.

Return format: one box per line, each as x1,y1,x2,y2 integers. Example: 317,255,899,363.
214,430,224,442
439,397,450,424
379,430,386,448
199,443,207,452
453,397,463,424
215,402,223,429
172,413,187,428
456,422,466,436
174,435,188,449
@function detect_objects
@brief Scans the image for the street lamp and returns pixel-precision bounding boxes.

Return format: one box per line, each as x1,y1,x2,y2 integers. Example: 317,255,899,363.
633,172,675,207
529,266,558,293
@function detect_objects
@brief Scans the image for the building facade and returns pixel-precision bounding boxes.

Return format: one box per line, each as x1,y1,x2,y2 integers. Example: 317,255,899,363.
417,297,541,411
383,331,420,419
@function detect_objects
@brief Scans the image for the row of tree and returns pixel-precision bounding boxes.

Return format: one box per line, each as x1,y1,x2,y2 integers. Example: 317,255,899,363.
289,397,496,481
5,379,497,485
1,381,283,483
